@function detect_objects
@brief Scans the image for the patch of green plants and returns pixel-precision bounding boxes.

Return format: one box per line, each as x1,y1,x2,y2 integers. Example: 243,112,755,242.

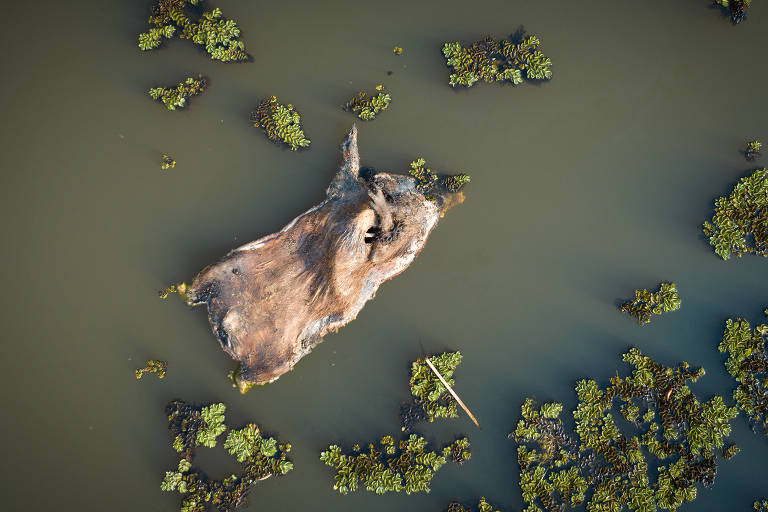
149,76,208,111
161,154,177,170
746,140,762,161
755,499,768,512
446,174,471,192
393,46,403,55
319,434,470,495
159,282,190,301
714,0,751,24
162,400,293,512
401,351,463,429
442,32,552,88
344,85,391,121
138,0,249,62
511,348,738,512
702,168,768,259
250,96,310,151
136,359,167,379
620,282,681,326
718,310,768,437
446,497,501,512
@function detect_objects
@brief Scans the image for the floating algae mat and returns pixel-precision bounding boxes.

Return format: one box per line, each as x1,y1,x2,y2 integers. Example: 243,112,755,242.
511,348,738,512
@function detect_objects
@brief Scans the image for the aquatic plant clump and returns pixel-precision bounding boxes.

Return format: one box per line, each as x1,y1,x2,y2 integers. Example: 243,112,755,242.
620,282,681,325
149,76,208,111
138,0,249,62
702,168,768,259
161,154,176,170
446,174,471,192
344,85,391,121
136,359,167,379
161,400,293,512
746,140,762,161
714,0,752,24
250,96,310,151
442,33,552,88
159,282,189,301
511,348,738,512
406,351,463,424
319,435,470,495
718,312,768,437
393,46,403,55
755,500,768,512
446,497,501,512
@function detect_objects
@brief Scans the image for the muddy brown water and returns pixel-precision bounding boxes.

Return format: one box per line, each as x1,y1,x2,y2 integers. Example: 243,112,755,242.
0,0,767,511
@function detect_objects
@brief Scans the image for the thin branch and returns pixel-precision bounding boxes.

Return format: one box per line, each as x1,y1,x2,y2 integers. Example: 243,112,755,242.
424,357,480,428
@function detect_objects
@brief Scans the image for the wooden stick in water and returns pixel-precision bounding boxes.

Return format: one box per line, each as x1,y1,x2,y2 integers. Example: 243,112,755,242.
424,357,480,428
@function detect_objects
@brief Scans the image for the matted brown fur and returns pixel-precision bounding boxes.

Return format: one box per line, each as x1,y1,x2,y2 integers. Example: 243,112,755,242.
187,126,466,391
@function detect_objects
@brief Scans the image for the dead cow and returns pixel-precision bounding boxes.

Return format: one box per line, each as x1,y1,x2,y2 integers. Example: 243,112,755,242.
186,126,468,392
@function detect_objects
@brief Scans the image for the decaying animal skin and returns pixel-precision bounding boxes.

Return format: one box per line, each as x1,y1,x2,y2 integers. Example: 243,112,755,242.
187,126,467,392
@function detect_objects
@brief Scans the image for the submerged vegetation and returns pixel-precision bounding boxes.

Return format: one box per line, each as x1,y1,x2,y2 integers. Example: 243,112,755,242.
446,497,501,512
136,359,167,379
161,154,177,170
162,400,293,512
138,0,249,62
442,32,552,88
718,310,768,437
149,76,208,111
511,348,738,512
250,96,310,151
620,282,681,325
714,0,751,24
401,351,463,429
320,435,470,495
746,140,762,161
344,85,391,121
702,168,768,259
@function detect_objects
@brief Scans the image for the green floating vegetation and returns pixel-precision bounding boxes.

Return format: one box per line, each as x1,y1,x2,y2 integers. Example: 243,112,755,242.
407,159,470,203
620,282,681,326
136,359,167,379
718,311,768,437
393,46,403,55
442,33,552,88
138,0,249,62
723,444,740,459
446,174,471,192
250,96,310,151
161,154,177,170
702,168,768,260
446,497,501,512
755,500,768,512
149,76,208,111
162,400,293,512
344,85,391,121
400,351,463,430
511,348,738,512
319,434,470,495
714,0,751,24
746,140,762,161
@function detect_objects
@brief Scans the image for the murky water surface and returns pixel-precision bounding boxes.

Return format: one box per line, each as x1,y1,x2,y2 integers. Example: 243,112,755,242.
1,0,767,510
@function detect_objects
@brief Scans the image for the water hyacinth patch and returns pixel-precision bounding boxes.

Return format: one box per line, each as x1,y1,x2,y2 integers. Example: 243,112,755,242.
702,168,768,259
149,76,208,111
511,348,738,512
161,400,293,512
138,0,249,62
250,96,310,151
320,434,470,495
620,282,681,325
344,85,391,121
442,32,552,88
718,310,768,437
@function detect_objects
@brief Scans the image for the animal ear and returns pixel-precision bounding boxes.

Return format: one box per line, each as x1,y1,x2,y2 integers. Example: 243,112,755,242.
327,125,362,197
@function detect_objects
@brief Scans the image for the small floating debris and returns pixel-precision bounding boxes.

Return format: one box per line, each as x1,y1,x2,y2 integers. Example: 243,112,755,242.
149,76,207,111
620,282,681,325
249,96,310,150
135,359,167,379
161,154,176,170
393,46,403,55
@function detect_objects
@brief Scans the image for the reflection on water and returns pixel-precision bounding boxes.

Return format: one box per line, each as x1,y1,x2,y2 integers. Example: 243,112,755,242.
0,0,766,511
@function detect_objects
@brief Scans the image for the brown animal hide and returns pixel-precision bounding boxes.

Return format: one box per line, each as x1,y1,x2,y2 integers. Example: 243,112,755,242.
187,126,467,391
